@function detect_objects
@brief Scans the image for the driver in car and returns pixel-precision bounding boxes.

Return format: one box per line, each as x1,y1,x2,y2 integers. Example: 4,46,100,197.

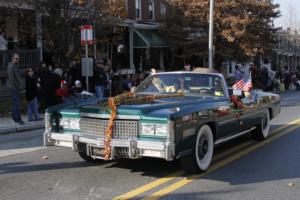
212,78,224,96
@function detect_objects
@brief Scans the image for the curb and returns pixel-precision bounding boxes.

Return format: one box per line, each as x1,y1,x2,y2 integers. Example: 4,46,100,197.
0,121,44,135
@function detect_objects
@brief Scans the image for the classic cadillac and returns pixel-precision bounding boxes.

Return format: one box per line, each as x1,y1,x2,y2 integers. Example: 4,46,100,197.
44,70,280,173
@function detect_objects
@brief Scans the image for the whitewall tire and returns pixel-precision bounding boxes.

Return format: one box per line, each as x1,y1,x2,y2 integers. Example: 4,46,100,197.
252,109,270,140
180,124,214,173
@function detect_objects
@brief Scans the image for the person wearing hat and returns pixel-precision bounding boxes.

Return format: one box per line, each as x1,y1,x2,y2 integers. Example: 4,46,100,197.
73,80,83,94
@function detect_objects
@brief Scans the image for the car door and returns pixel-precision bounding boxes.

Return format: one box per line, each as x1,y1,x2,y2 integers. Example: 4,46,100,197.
214,97,243,140
239,95,258,131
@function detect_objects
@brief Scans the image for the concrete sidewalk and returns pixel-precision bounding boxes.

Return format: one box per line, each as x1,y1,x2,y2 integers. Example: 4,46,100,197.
0,115,45,135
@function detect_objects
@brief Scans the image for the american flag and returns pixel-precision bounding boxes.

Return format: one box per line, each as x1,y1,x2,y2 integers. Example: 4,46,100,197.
233,72,253,92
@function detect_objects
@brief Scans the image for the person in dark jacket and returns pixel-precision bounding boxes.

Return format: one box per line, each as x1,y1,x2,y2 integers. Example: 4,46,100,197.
46,68,63,107
122,74,134,92
94,61,108,98
37,62,51,110
7,53,25,124
25,68,42,121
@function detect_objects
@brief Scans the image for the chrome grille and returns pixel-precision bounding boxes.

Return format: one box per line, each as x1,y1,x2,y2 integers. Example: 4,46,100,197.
80,117,138,139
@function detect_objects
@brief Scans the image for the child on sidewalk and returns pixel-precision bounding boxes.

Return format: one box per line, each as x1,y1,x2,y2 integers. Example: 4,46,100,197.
25,68,42,121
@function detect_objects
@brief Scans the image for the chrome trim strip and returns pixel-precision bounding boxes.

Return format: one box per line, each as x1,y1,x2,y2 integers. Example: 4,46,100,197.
50,133,73,141
45,132,174,160
137,140,165,150
218,118,236,125
214,127,256,145
80,112,140,120
218,110,265,125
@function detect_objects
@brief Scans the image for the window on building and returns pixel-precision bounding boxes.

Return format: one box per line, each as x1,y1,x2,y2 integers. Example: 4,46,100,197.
149,0,155,20
136,0,141,19
160,3,166,18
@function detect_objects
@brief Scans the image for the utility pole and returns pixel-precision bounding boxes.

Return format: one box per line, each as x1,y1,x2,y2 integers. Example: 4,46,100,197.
208,0,215,70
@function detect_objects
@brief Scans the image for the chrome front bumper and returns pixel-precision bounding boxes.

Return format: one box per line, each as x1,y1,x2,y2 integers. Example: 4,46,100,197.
44,132,175,161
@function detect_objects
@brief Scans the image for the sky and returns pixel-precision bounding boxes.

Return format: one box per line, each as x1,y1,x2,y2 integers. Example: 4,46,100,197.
273,0,300,28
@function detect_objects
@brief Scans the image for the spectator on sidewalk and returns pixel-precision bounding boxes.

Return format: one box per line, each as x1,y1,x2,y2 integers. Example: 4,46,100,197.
46,68,63,107
72,80,83,94
7,53,25,124
122,74,134,92
235,65,243,82
94,61,108,99
37,62,51,111
283,67,291,91
0,30,8,67
25,68,42,121
249,64,257,84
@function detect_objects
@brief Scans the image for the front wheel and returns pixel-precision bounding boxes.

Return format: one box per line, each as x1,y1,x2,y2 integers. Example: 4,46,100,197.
180,125,214,174
252,109,270,140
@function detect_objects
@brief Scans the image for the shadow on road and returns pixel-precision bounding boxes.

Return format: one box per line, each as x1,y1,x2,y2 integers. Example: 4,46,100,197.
0,160,105,174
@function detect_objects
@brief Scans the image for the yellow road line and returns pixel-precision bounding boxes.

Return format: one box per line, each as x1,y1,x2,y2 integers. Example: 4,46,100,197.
143,123,300,200
113,117,300,200
113,171,184,200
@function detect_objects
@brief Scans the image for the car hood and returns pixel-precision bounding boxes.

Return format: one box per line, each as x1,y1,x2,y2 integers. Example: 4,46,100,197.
80,96,228,119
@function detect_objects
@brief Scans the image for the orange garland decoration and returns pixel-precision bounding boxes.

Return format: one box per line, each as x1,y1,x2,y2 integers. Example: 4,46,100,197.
104,97,117,160
102,92,184,160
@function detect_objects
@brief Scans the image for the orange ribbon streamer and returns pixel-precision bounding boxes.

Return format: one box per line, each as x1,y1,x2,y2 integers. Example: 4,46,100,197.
104,97,117,160
102,92,184,160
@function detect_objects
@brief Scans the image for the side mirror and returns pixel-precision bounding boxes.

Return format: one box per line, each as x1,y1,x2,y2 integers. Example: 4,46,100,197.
130,87,136,93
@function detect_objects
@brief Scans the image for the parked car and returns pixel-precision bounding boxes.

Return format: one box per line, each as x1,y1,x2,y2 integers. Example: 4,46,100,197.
44,70,280,173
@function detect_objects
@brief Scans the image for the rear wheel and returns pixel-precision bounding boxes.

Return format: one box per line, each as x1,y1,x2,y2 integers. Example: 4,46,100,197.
180,125,214,174
252,109,270,140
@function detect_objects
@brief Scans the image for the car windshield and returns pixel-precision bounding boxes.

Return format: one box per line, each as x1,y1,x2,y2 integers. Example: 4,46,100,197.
135,73,226,97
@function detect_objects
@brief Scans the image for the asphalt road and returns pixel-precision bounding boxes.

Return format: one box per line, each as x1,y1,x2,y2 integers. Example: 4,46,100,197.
1,91,300,200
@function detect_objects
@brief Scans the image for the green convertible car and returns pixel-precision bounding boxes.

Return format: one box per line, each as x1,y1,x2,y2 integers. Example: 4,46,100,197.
44,71,280,173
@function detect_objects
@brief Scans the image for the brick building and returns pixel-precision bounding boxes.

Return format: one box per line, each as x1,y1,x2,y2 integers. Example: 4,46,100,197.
109,0,169,74
273,29,300,71
0,0,170,76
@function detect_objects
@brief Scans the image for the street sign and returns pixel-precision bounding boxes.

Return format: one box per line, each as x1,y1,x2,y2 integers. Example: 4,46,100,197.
81,58,93,77
81,25,93,45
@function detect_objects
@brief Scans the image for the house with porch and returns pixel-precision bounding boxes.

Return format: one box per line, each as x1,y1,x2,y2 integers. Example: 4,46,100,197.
0,0,42,84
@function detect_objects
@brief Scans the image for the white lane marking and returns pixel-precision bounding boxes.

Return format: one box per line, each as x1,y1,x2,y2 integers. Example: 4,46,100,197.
0,147,47,158
89,187,95,194
55,179,62,187
89,186,102,198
